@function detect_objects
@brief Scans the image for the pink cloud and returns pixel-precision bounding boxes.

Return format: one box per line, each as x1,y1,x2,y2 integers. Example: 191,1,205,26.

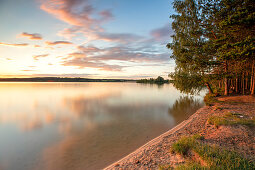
77,45,103,54
60,44,169,71
45,41,73,46
62,58,125,71
40,0,91,26
150,24,173,41
99,10,113,22
94,32,143,44
19,32,42,40
40,0,111,29
40,0,115,41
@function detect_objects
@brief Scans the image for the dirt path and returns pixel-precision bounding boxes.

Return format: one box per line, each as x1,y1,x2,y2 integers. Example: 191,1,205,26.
104,96,255,169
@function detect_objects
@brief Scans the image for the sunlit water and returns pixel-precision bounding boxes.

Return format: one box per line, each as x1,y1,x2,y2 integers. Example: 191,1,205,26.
0,82,205,170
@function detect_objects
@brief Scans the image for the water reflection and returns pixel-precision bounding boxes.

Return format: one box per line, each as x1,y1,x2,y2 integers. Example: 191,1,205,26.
0,82,205,170
168,96,204,123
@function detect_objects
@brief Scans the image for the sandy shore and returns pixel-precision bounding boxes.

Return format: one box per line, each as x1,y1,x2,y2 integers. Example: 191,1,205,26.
104,96,255,169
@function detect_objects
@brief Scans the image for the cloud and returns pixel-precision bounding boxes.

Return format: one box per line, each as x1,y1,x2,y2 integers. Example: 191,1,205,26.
99,10,113,21
61,46,126,71
150,23,173,41
32,73,98,77
0,73,98,78
19,32,42,40
33,54,49,60
45,41,73,46
60,44,170,71
38,0,172,74
93,46,170,63
71,45,169,63
40,0,118,42
41,0,93,26
94,32,144,44
40,0,112,29
0,42,28,47
77,45,103,54
62,58,125,71
21,70,35,72
57,27,79,39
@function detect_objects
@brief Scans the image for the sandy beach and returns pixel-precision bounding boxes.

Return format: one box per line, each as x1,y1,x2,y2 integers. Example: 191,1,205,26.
104,96,255,169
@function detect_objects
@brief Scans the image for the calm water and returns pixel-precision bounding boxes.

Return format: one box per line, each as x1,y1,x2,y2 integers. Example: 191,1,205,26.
0,82,205,170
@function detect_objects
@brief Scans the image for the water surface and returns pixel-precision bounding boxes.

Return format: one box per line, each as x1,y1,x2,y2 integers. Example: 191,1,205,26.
0,82,205,170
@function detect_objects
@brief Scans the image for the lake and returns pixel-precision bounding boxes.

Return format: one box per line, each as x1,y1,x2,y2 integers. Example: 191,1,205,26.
0,82,205,170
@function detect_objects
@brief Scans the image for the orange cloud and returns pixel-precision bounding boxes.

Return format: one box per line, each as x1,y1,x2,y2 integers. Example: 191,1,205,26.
45,41,73,46
21,70,35,72
40,0,94,27
19,32,42,40
40,0,113,40
0,42,28,47
33,54,49,60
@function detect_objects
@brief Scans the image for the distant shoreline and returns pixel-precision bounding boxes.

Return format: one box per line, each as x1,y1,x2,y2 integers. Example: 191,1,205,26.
0,77,136,82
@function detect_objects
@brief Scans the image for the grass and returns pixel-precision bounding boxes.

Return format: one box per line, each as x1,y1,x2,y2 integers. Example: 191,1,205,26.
175,162,207,170
171,135,203,156
204,93,220,106
170,135,255,169
158,165,173,170
208,112,255,128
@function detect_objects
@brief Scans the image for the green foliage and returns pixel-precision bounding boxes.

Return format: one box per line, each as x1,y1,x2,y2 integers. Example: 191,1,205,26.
168,0,255,95
208,112,255,127
171,135,255,169
203,93,219,106
169,71,204,95
136,76,170,84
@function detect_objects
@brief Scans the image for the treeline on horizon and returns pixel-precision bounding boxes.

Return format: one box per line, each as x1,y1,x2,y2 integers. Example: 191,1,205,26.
0,77,134,82
168,0,254,95
136,76,173,84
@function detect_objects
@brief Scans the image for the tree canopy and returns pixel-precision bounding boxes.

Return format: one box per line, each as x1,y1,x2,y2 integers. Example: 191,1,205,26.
168,0,255,95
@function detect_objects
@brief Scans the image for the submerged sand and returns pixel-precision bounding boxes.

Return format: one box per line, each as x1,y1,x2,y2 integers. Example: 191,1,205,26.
104,96,255,169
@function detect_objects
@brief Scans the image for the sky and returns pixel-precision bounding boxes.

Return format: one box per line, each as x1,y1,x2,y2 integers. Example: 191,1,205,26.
0,0,175,79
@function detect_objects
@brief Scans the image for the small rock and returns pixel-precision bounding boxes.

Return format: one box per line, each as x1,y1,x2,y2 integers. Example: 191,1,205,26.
135,160,140,164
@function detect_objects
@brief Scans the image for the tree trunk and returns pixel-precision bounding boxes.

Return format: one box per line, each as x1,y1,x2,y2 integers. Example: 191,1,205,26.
252,75,255,95
242,72,245,95
205,82,214,94
235,77,238,93
251,61,255,95
245,72,248,90
224,61,229,95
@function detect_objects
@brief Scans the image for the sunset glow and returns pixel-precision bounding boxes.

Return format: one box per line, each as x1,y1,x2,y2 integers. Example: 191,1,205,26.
0,0,174,79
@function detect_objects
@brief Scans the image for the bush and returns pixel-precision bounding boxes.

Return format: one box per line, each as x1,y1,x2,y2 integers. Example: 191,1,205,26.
204,93,219,106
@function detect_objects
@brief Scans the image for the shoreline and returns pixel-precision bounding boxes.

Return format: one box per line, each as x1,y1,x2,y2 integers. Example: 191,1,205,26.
104,106,208,169
104,108,199,169
104,96,255,169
